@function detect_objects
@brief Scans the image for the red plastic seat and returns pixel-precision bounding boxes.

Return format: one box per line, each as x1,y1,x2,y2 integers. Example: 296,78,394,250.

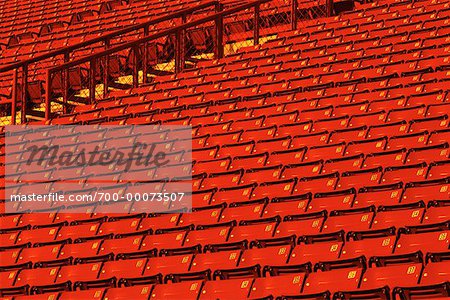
372,203,425,230
199,278,254,299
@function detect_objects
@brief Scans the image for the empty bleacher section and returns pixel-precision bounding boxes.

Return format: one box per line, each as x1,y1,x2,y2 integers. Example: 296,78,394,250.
0,0,450,299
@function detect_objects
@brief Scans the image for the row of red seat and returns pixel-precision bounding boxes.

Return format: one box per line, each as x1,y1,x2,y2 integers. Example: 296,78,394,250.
1,249,449,299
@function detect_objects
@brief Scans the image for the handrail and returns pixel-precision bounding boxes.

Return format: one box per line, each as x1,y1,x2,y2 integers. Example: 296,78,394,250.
0,0,219,73
49,0,270,73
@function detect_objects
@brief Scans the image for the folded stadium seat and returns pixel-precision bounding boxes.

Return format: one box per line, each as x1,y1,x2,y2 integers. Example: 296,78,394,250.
0,247,23,267
17,266,58,288
151,281,202,300
312,116,349,133
406,143,450,165
341,228,396,260
58,288,105,300
251,179,296,200
239,240,293,268
349,111,387,128
308,189,355,212
144,251,195,277
289,231,345,265
183,224,232,247
407,91,447,107
428,160,450,180
190,250,241,273
97,235,144,257
178,206,223,227
0,269,20,289
386,105,427,123
218,200,263,223
230,153,268,170
403,177,450,205
294,173,338,195
386,132,428,150
366,98,404,114
328,127,367,144
276,121,313,138
290,131,329,148
395,222,450,255
96,218,141,237
263,193,311,218
281,160,323,180
302,258,365,295
427,103,450,118
337,167,382,191
207,131,242,147
220,108,252,123
263,111,300,128
408,115,449,133
326,208,374,242
16,227,59,245
228,217,279,243
138,214,180,232
381,163,428,185
207,183,253,204
248,272,306,299
230,116,264,131
298,106,333,122
422,200,450,224
55,263,102,284
345,137,387,156
254,137,292,154
362,149,407,169
360,252,423,290
428,129,450,145
303,143,345,162
421,256,450,285
240,166,282,185
15,243,63,265
322,154,363,174
140,229,188,251
199,277,254,299
98,257,147,282
193,158,231,175
240,126,276,143
102,285,154,300
372,202,426,230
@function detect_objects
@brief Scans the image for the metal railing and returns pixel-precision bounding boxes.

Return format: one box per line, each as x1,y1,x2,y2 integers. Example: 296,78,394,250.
1,0,334,124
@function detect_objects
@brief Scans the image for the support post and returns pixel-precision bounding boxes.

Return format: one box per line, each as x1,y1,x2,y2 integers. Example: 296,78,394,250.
21,64,27,124
214,3,224,59
175,30,185,73
103,39,110,98
45,70,51,121
133,45,140,88
11,69,18,125
89,59,96,104
326,0,333,17
253,4,260,46
291,0,298,31
63,53,70,114
143,27,149,84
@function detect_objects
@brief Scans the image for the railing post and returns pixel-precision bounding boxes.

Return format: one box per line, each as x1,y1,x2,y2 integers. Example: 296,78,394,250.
11,69,17,125
143,27,149,84
291,0,298,31
63,53,70,114
253,4,260,46
45,69,51,121
21,64,27,124
132,45,140,88
89,59,96,104
214,3,224,59
326,0,333,17
103,39,110,98
175,30,185,73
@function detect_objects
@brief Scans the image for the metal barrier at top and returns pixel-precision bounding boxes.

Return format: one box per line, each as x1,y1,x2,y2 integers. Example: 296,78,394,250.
0,0,333,124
